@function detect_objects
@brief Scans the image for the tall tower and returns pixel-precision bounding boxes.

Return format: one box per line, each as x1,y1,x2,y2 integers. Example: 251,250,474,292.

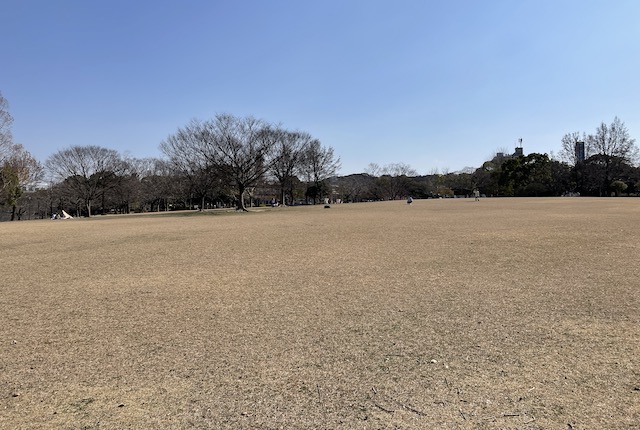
575,141,585,163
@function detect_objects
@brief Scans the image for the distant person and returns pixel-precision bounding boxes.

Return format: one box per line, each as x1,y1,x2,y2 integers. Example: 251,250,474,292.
407,196,413,205
473,189,480,201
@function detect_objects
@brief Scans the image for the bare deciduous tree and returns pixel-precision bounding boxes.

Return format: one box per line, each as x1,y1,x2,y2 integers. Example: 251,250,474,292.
587,117,638,164
46,146,123,216
0,91,14,163
584,117,638,195
136,158,183,212
206,115,282,211
162,114,281,211
160,120,222,211
364,162,417,200
0,94,44,220
559,131,588,166
300,140,340,203
334,173,376,202
270,129,312,205
364,163,382,177
1,144,42,220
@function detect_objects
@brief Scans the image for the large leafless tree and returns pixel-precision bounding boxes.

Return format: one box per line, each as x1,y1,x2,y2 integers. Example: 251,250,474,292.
585,117,638,195
299,140,340,203
46,146,123,216
587,117,637,164
204,114,282,211
162,114,281,211
160,120,223,210
270,130,312,205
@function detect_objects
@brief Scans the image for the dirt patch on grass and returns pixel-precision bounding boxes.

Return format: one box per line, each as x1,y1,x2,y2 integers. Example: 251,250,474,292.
1,198,639,429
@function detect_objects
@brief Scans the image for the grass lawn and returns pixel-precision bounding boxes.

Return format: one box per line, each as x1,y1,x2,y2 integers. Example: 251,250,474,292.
1,198,638,429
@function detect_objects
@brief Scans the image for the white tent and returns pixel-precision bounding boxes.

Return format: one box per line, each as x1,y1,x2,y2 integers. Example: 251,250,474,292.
61,210,73,219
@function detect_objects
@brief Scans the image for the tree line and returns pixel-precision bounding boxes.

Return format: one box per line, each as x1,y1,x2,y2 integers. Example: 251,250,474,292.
40,116,342,218
1,89,639,221
341,117,639,201
1,95,343,219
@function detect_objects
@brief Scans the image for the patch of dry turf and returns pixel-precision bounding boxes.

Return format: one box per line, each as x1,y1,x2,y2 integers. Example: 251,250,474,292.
1,198,639,429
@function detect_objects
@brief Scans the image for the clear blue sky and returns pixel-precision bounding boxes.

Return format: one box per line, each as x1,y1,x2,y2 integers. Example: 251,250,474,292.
2,0,639,175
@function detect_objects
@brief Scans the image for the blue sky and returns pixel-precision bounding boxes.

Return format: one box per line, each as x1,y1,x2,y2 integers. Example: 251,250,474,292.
2,0,639,175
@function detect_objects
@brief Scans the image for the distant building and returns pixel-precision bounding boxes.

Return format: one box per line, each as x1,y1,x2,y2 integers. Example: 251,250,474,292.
575,141,585,163
492,140,526,164
514,138,524,157
23,181,50,192
513,146,524,157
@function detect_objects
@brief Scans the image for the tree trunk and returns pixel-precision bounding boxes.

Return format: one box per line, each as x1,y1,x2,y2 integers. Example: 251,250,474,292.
10,205,16,221
237,186,248,211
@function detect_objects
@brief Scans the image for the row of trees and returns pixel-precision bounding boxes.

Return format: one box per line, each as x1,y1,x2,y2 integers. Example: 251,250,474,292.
159,114,340,212
334,147,639,202
332,118,639,201
556,117,639,196
2,87,639,221
34,114,341,218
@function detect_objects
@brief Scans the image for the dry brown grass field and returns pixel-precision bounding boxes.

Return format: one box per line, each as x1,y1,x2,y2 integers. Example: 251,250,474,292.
1,197,639,429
